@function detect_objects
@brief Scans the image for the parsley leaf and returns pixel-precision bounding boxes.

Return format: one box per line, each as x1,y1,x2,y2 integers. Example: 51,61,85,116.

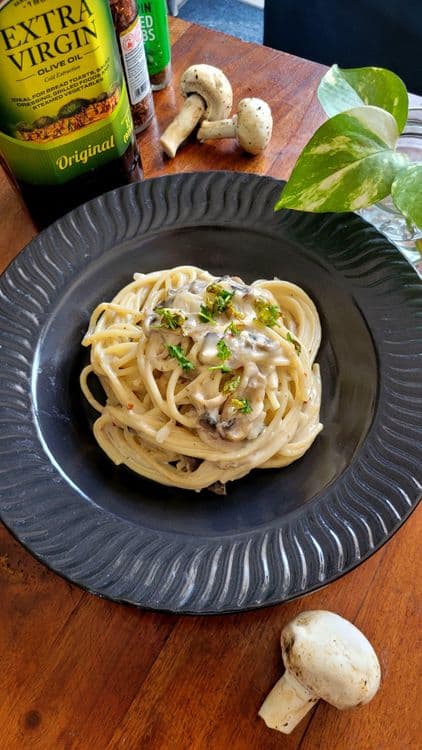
217,338,231,361
206,283,235,314
231,397,253,414
223,375,241,394
286,332,302,355
215,290,234,313
225,321,242,336
198,304,216,324
254,298,281,328
167,344,195,371
154,307,185,330
209,363,232,373
208,338,232,372
227,302,245,320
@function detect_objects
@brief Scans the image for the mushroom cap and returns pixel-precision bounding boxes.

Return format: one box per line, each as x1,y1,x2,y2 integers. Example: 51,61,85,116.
281,611,381,710
234,97,273,155
180,64,233,121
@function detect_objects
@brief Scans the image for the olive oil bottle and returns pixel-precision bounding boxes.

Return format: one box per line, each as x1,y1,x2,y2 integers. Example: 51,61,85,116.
0,0,142,228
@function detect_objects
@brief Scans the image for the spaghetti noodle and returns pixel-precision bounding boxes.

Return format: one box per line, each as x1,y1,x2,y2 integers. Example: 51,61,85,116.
80,266,322,491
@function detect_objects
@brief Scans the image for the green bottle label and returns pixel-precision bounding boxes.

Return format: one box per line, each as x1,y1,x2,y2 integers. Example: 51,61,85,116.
137,0,171,75
0,0,134,185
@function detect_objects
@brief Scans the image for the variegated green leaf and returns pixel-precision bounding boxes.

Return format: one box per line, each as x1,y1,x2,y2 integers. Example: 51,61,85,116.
318,65,408,133
276,106,408,213
391,164,422,230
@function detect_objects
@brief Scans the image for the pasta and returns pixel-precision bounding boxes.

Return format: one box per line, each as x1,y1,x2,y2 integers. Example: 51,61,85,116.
80,266,322,492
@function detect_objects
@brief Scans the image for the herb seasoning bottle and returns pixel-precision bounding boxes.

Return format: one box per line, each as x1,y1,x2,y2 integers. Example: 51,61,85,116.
138,0,172,90
109,0,154,133
0,0,142,229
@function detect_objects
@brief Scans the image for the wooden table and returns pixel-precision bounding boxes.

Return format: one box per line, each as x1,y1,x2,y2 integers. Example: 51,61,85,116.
0,17,420,750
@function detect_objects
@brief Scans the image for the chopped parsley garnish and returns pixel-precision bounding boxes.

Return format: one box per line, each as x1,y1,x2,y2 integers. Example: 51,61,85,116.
286,331,302,354
208,338,232,372
167,344,195,371
209,363,232,373
154,307,185,330
206,283,235,315
227,303,245,320
216,338,231,361
215,289,234,312
198,304,216,324
254,298,281,328
231,397,253,414
225,321,242,336
223,375,241,394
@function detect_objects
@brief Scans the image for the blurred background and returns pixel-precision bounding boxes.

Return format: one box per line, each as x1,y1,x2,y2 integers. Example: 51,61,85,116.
177,0,263,44
169,0,421,94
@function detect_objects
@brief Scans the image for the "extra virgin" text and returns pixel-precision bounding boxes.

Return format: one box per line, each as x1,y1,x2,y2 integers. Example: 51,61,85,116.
0,1,97,72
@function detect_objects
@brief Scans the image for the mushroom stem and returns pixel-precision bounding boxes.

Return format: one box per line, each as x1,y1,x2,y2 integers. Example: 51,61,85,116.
197,117,237,141
197,98,273,155
258,670,317,734
160,94,206,158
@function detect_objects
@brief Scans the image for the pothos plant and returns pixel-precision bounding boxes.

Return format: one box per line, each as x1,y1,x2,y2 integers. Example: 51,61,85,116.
276,65,422,231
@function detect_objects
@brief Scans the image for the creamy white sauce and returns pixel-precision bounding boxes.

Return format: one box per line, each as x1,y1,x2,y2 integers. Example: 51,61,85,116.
144,275,293,443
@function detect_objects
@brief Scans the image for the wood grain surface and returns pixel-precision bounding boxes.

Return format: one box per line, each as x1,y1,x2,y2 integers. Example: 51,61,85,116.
0,17,420,750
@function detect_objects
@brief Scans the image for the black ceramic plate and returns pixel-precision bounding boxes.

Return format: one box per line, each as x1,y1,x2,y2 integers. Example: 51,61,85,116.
0,172,421,614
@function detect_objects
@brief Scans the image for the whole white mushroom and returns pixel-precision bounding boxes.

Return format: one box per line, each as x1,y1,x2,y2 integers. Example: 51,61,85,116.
159,64,233,158
197,97,273,155
259,610,381,734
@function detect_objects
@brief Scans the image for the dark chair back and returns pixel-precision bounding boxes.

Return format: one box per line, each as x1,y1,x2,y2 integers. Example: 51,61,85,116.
264,0,422,94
